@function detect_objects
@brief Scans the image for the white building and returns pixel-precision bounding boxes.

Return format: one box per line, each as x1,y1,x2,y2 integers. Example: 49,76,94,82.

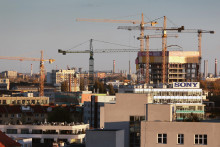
84,95,116,128
0,123,89,145
1,71,17,79
119,82,206,120
47,69,80,92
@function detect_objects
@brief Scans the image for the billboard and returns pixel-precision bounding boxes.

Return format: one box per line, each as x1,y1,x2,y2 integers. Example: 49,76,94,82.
173,82,200,89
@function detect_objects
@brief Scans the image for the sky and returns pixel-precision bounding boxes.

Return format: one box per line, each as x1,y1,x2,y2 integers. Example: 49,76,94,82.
0,0,219,75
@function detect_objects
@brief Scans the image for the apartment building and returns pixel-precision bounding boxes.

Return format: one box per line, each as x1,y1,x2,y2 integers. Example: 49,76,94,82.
84,95,116,128
141,104,220,147
0,123,89,146
0,96,49,105
47,69,80,92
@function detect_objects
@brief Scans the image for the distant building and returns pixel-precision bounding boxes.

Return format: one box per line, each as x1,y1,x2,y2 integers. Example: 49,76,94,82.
1,71,17,79
96,72,106,79
47,69,80,92
84,95,116,128
0,78,10,90
0,95,49,105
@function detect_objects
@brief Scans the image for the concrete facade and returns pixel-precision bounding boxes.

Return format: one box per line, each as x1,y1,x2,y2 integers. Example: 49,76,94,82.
141,103,220,147
100,93,152,147
141,121,220,147
86,129,124,147
84,95,116,128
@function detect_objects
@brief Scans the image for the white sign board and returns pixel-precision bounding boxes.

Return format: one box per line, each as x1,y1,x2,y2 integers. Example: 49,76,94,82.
173,82,200,89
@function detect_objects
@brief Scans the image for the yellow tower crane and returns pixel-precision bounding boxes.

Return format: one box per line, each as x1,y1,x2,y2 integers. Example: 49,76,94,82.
0,50,55,97
179,29,214,80
76,13,157,52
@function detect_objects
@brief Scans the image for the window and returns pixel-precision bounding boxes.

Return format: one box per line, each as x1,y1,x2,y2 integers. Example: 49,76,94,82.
21,129,29,134
178,134,184,144
7,129,17,134
158,134,167,144
195,134,207,145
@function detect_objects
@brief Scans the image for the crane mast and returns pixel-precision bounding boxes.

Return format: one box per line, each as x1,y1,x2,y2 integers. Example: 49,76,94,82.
39,50,45,97
162,16,167,84
89,39,94,91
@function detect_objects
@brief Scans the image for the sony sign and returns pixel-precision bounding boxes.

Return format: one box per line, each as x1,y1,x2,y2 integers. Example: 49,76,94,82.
173,82,200,89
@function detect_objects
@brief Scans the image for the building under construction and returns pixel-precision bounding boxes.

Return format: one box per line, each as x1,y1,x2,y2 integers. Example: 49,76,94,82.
136,50,200,84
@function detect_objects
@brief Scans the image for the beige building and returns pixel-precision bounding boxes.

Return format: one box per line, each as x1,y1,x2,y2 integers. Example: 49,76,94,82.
100,93,152,147
47,69,80,92
1,71,17,79
0,96,49,105
141,104,220,147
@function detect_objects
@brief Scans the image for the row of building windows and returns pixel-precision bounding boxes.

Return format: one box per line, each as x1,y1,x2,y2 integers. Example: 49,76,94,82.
0,113,44,118
158,134,207,145
0,100,48,105
6,128,87,135
153,99,202,104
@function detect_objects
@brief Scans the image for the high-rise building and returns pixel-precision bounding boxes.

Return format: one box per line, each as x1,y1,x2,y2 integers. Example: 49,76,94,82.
204,60,208,78
113,60,115,74
215,58,218,77
136,51,200,84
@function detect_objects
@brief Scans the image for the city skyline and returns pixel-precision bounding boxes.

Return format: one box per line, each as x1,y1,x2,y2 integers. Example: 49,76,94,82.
0,0,219,74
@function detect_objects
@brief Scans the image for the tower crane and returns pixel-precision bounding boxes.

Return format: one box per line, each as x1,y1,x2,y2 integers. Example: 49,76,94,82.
76,13,157,52
58,39,141,90
179,29,214,80
120,16,184,84
76,14,184,84
0,50,55,97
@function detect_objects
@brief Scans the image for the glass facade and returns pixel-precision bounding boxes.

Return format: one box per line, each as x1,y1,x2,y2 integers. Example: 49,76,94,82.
129,116,145,147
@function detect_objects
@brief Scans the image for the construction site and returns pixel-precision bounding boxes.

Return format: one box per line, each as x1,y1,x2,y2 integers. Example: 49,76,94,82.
57,14,214,88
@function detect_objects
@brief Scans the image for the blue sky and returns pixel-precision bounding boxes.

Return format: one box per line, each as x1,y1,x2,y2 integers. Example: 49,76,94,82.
0,0,219,74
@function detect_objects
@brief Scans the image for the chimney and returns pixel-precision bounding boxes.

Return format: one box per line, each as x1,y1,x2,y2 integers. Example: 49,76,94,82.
129,60,131,75
215,58,218,77
204,60,208,78
113,60,115,74
31,64,33,76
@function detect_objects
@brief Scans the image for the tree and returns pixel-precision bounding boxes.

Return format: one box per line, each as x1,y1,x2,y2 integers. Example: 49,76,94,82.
94,80,106,93
61,80,68,92
107,84,115,95
47,107,73,123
